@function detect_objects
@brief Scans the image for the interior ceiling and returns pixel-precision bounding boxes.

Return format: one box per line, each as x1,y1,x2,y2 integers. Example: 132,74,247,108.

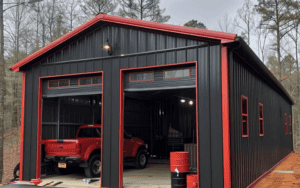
124,88,196,101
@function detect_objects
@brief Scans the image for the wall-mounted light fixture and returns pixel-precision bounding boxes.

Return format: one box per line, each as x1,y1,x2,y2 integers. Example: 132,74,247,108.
102,38,112,55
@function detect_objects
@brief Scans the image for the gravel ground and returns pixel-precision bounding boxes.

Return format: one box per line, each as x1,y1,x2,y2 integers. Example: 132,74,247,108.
2,126,21,184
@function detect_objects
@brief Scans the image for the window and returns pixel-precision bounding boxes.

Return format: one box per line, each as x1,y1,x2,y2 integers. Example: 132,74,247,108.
129,71,154,82
79,76,102,86
241,95,249,137
284,113,287,134
258,103,264,136
289,116,292,134
48,79,70,89
163,68,191,80
78,128,101,138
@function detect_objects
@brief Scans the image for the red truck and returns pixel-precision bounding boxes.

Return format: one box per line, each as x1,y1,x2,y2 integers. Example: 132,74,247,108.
44,124,148,178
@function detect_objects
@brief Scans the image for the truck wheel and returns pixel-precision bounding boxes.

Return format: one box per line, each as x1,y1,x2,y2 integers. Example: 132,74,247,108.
13,163,20,179
84,155,101,178
134,150,148,169
53,164,69,175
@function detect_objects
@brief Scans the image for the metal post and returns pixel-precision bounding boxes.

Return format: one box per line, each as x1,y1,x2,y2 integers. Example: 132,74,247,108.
57,98,60,139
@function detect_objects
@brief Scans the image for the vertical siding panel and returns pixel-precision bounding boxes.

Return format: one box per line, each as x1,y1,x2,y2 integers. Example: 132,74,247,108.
198,46,211,188
94,60,103,71
86,61,94,72
62,64,70,75
70,62,78,74
209,45,223,188
78,62,86,73
54,64,63,75
138,31,146,53
120,57,129,69
102,59,112,187
166,36,175,64
156,34,165,65
112,27,121,56
129,29,138,54
177,38,186,63
147,33,156,51
146,54,156,66
47,65,55,76
110,58,120,187
129,56,137,68
138,55,146,67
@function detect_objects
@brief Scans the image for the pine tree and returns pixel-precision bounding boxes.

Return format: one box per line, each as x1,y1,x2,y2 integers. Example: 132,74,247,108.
184,20,207,29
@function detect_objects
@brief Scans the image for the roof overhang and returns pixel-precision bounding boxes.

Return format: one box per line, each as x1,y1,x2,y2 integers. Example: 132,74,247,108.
10,13,236,72
224,37,294,105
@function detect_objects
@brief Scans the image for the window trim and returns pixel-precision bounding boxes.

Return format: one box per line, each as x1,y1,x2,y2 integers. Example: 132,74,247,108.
78,76,102,87
284,113,288,134
163,67,191,80
289,115,292,135
129,71,154,82
48,79,70,89
258,103,264,136
241,95,249,137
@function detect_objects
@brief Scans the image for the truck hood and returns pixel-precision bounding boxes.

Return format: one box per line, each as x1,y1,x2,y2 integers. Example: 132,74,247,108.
132,137,145,145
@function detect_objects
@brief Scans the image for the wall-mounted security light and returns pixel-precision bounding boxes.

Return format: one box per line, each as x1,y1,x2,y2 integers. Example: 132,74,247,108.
189,101,193,105
102,38,112,55
181,99,186,103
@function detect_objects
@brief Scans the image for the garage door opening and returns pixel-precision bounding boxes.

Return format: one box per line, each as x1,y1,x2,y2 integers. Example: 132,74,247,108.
37,72,103,187
121,62,198,188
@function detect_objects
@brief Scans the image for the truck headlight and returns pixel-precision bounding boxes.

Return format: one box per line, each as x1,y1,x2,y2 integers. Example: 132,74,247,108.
146,144,148,149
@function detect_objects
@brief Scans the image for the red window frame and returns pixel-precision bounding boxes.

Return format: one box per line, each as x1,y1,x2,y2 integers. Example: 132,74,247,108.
284,113,287,134
289,115,292,134
241,95,249,137
78,76,102,86
129,71,154,82
48,79,70,89
163,67,191,80
258,103,264,136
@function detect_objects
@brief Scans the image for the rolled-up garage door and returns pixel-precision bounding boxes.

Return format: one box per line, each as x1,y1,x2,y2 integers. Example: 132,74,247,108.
124,64,196,91
42,74,102,98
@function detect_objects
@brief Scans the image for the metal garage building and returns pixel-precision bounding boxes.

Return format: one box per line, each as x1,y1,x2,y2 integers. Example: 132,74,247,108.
11,14,293,188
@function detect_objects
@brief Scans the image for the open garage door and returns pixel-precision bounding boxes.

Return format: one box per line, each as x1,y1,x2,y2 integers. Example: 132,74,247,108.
124,64,195,91
42,74,102,98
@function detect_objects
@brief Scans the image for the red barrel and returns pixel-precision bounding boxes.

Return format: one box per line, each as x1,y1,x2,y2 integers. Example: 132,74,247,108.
170,152,189,173
186,174,198,188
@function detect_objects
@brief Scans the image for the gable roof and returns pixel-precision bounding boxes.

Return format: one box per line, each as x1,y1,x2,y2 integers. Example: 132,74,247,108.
10,13,236,72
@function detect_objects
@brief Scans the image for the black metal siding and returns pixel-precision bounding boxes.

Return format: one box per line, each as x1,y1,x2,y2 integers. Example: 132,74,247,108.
22,24,223,188
229,50,293,188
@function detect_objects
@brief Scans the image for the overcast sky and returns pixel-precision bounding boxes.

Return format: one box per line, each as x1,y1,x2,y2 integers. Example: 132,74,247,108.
160,0,256,30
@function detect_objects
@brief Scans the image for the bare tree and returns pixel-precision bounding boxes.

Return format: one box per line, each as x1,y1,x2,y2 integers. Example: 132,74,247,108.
233,0,255,45
255,0,300,81
217,13,237,33
61,0,80,31
81,0,117,20
255,22,270,63
149,3,170,23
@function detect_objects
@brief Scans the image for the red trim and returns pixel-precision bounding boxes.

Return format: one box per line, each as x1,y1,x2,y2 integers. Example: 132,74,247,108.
129,71,154,82
258,103,264,136
289,115,292,134
78,76,102,87
246,151,294,188
221,46,231,188
163,67,192,80
37,71,104,181
119,61,197,188
241,95,249,137
11,14,236,72
20,72,26,181
101,72,104,188
284,113,288,134
47,78,70,89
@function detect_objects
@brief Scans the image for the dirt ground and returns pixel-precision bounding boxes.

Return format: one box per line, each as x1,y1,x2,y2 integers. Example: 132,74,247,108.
2,126,21,184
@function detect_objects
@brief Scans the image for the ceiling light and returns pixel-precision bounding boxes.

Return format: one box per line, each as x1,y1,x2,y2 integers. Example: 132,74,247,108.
181,99,185,103
189,101,193,105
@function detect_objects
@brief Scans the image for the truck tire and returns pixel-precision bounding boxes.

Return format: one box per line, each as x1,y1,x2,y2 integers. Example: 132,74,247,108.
13,163,20,179
53,163,69,175
84,155,101,178
134,150,148,169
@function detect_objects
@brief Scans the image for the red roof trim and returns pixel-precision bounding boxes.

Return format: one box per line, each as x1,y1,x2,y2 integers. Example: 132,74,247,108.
11,14,236,72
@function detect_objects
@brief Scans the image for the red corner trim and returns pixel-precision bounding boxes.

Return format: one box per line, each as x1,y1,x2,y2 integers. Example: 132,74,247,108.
11,14,236,72
20,72,26,181
36,78,42,179
221,45,231,188
247,151,294,188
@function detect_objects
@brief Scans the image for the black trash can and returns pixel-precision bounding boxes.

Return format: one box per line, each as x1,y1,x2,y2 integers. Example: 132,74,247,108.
171,172,188,188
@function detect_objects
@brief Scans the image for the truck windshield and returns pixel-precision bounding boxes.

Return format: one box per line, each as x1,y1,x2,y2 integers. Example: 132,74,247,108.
78,128,101,138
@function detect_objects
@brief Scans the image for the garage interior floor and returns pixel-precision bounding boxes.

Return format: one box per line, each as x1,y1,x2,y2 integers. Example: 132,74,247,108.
39,158,173,188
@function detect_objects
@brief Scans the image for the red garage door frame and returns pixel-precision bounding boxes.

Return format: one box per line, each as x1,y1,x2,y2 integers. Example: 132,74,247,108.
31,71,104,181
119,61,198,188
